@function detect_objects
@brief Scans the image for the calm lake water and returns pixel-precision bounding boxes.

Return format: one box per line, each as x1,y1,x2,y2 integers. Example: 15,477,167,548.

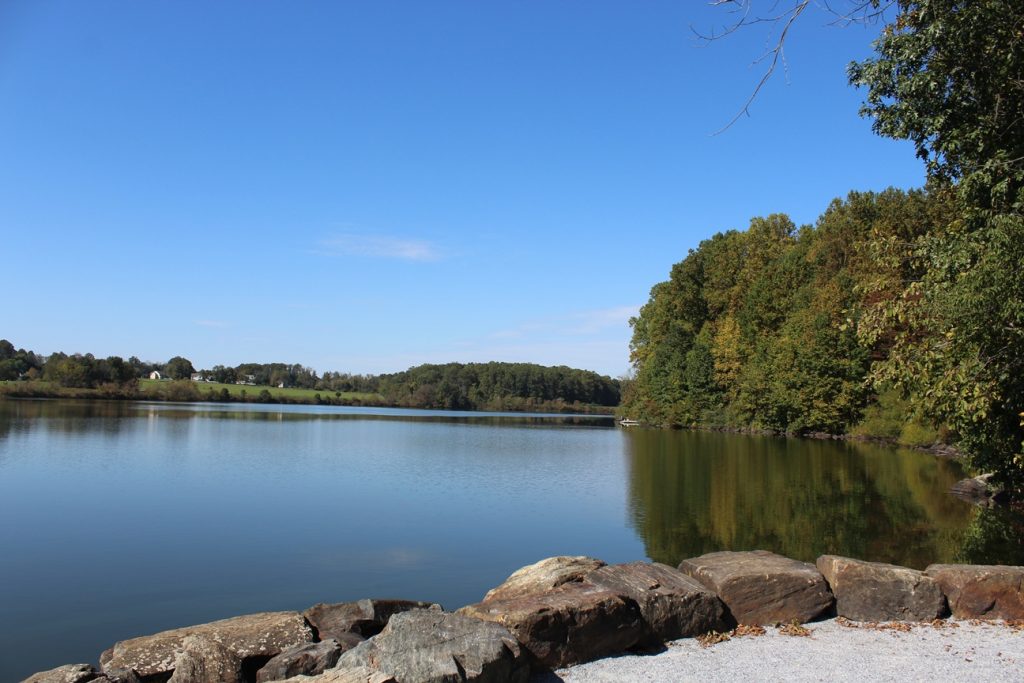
1,398,1019,681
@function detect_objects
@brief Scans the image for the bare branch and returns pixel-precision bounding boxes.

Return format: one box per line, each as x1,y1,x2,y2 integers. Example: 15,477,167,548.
696,1,899,133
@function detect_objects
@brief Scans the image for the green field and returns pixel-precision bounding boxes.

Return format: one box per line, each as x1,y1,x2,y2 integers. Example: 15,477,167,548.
138,379,382,403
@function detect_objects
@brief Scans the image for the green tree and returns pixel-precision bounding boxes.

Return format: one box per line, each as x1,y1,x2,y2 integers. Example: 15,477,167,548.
850,1,1024,493
164,356,195,380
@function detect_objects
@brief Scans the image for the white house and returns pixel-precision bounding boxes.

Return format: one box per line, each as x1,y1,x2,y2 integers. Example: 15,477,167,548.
149,371,162,380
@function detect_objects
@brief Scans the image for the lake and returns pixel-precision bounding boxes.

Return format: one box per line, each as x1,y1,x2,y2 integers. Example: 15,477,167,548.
1,398,1018,681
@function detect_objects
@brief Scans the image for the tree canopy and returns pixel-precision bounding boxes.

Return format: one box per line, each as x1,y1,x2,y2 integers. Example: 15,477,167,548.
630,0,1024,495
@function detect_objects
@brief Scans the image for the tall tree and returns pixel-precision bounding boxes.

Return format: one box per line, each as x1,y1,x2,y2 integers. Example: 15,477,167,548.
850,0,1024,493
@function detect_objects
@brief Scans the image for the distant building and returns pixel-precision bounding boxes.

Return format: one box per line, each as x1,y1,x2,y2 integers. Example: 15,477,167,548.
190,373,206,382
235,374,256,386
149,371,162,380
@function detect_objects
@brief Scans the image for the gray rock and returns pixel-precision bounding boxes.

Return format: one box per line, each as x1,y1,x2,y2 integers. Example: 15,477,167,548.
303,599,440,641
256,639,344,682
678,550,833,625
98,669,141,683
816,555,947,621
925,564,1024,620
482,556,606,602
167,635,243,683
333,609,527,683
21,663,98,683
586,561,728,641
950,474,998,504
459,581,644,670
279,668,395,683
100,611,314,678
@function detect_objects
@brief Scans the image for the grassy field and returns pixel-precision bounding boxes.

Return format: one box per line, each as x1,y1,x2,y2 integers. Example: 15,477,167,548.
137,379,382,403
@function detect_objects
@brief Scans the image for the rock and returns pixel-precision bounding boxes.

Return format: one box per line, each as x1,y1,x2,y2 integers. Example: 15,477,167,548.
950,474,997,504
21,663,98,683
98,670,141,683
279,667,395,683
167,635,243,683
303,599,440,641
482,556,606,602
585,562,727,641
459,581,644,670
100,611,314,678
256,640,344,682
333,610,528,683
924,564,1024,620
816,555,947,621
678,550,833,625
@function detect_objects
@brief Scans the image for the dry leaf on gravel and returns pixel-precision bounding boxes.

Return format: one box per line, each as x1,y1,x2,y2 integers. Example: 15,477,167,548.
930,619,959,629
777,622,812,637
697,631,732,648
734,625,767,638
863,622,913,632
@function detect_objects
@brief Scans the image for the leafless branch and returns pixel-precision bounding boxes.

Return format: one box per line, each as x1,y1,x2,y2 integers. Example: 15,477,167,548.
696,1,898,133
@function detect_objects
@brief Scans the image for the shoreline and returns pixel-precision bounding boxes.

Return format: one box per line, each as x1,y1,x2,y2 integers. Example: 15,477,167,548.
22,552,1024,683
0,383,618,416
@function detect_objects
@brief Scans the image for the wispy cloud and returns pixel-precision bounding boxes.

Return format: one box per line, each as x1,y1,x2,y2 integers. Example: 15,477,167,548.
488,305,640,341
317,233,442,262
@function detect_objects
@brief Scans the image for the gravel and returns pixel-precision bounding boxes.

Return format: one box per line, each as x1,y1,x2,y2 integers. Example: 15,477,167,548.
532,618,1024,682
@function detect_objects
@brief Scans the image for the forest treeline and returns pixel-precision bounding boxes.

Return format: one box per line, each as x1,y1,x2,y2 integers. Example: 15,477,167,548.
628,0,1024,496
376,362,620,411
0,340,619,412
624,187,948,441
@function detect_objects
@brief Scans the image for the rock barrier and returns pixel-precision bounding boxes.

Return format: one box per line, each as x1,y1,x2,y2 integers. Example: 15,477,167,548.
22,552,1024,683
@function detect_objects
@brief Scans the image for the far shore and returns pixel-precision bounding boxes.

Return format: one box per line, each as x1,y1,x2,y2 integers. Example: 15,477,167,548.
0,379,619,415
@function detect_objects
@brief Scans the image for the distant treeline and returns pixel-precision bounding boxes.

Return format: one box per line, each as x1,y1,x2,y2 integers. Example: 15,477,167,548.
376,362,621,411
0,340,619,412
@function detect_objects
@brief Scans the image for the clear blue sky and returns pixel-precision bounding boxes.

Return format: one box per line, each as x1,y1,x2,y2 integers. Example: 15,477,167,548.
0,1,922,378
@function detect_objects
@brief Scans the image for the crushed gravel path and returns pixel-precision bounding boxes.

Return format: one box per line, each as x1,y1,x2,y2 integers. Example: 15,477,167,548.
533,619,1024,682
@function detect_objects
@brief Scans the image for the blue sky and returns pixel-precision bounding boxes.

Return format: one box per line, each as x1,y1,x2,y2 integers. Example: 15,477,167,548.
0,1,923,377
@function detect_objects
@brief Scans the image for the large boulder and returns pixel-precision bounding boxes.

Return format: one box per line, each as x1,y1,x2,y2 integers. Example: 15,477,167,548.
167,635,243,683
816,555,947,621
678,550,833,625
481,556,606,602
279,668,395,683
100,611,314,679
333,610,528,683
21,664,98,683
256,640,344,682
924,564,1024,620
459,581,644,670
585,562,727,641
303,600,440,641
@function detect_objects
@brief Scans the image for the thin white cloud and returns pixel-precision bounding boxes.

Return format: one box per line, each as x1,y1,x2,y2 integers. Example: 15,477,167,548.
318,234,442,262
488,305,640,341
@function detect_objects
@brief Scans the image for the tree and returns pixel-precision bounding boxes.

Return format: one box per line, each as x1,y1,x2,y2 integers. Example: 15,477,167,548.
848,1,1024,214
849,1,1024,493
164,356,195,380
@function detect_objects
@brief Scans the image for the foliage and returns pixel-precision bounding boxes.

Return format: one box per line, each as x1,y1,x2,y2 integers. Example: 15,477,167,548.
377,362,620,411
849,1,1024,493
1,339,615,413
164,356,195,380
624,190,936,435
849,0,1024,214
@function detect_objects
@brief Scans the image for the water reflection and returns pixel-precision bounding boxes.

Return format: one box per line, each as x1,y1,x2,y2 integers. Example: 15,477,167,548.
623,428,980,568
0,398,613,436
